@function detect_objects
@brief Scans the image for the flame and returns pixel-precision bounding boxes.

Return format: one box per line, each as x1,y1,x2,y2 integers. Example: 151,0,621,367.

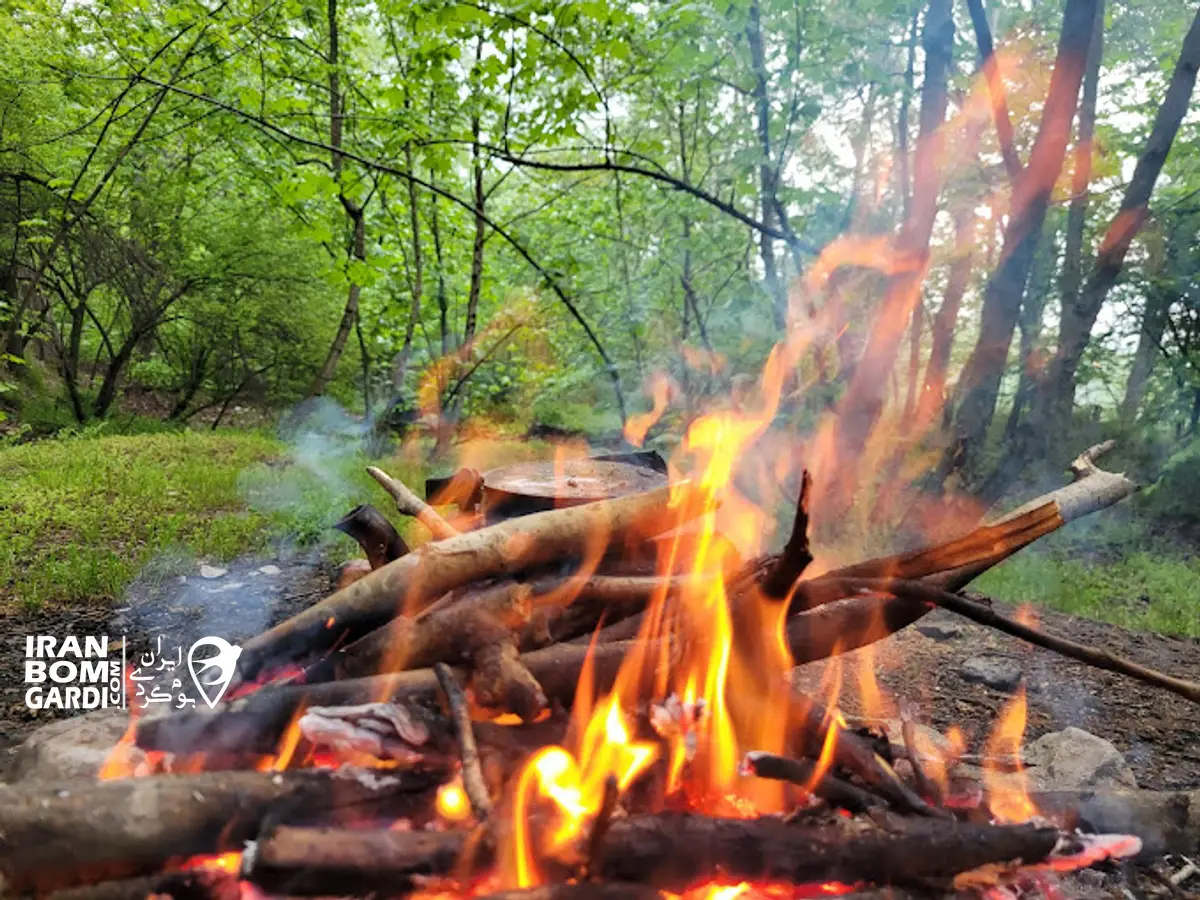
437,780,472,823
625,372,672,447
983,687,1037,824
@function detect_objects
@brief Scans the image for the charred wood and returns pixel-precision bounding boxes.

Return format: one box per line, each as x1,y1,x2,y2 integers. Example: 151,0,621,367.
333,504,409,569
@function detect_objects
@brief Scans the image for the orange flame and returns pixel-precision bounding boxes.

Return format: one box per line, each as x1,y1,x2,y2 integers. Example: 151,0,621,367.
625,372,672,447
983,687,1037,823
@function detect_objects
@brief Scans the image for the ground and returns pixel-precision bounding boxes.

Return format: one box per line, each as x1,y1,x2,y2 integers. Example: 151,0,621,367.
1,428,1197,789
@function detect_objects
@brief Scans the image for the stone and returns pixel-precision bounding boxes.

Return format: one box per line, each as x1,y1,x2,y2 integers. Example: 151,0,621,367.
258,564,282,576
1022,726,1137,791
915,620,963,641
3,710,141,782
199,564,227,579
959,654,1022,692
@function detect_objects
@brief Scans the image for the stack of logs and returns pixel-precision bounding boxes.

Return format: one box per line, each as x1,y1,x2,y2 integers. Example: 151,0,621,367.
6,442,1200,900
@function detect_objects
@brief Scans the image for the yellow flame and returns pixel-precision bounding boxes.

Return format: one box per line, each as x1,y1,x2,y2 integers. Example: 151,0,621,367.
437,780,471,823
983,687,1037,823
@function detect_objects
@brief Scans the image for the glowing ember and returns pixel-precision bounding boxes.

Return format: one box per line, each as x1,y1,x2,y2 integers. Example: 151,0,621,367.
437,780,472,823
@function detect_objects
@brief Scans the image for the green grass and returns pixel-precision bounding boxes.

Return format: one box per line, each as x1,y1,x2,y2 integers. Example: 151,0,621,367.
0,431,291,608
0,428,550,610
975,549,1200,637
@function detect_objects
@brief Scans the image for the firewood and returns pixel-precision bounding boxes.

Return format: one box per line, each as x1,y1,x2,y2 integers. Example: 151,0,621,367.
478,886,664,900
244,815,1059,895
740,751,887,814
236,484,701,681
469,619,548,722
434,663,493,819
759,469,813,600
0,768,440,895
368,465,460,540
333,503,409,568
307,580,535,682
45,870,241,900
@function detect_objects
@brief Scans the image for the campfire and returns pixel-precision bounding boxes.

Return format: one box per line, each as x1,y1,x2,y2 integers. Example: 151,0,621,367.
13,387,1200,900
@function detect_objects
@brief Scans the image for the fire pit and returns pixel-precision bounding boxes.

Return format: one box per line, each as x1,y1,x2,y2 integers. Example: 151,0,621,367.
8,428,1200,900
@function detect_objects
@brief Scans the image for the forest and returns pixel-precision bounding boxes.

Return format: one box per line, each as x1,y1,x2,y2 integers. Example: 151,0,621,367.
2,0,1200,614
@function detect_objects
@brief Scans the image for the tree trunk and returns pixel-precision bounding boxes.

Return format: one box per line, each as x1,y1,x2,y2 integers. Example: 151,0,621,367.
308,0,367,399
965,0,1022,180
391,141,425,397
819,0,953,515
915,208,975,429
429,172,450,360
1034,3,1200,435
1057,0,1105,325
940,0,1099,487
1004,215,1060,438
1121,286,1171,420
746,0,785,329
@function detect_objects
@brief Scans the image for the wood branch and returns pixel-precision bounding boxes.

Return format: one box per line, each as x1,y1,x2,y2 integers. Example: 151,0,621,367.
900,700,942,805
307,580,534,682
741,751,886,814
467,613,548,722
434,663,492,819
583,775,620,880
827,577,1200,705
368,465,459,539
759,469,812,600
237,484,700,680
332,503,409,568
0,768,440,895
522,574,692,650
245,816,1059,895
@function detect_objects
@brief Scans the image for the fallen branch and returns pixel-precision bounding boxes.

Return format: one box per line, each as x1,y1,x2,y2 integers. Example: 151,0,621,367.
827,577,1200,706
237,484,702,680
244,815,1060,894
0,768,440,894
368,465,460,539
434,662,493,819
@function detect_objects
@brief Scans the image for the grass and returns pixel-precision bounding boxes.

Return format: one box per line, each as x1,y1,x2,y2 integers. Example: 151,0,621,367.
0,426,550,610
975,548,1200,637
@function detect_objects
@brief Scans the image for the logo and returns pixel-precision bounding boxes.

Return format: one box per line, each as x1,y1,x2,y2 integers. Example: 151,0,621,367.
187,636,242,708
24,636,123,710
24,634,242,711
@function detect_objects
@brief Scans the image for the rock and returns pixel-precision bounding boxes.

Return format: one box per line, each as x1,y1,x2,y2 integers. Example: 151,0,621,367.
199,564,227,579
1023,726,1137,791
3,711,141,782
915,620,962,641
258,564,282,576
959,655,1022,692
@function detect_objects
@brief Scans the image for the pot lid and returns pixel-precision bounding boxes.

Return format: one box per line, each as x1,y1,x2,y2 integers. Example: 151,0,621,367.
482,458,668,503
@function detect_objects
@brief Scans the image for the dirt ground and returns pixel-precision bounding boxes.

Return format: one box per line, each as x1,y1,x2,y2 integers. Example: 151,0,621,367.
1,559,1196,792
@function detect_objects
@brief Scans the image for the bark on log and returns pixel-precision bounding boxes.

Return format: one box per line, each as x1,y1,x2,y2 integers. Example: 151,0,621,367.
368,466,460,539
245,816,1059,895
309,580,534,682
237,484,698,680
0,768,440,895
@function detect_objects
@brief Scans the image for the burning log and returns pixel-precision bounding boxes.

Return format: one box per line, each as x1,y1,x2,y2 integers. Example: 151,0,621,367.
243,815,1060,895
236,484,700,681
0,768,441,895
333,504,409,568
477,887,664,900
434,662,493,819
309,580,535,682
368,465,460,539
740,751,886,814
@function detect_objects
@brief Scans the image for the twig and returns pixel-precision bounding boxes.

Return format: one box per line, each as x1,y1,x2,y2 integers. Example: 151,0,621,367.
433,662,492,820
741,751,885,814
367,466,459,540
827,577,1200,706
899,700,942,806
583,775,620,880
760,469,813,600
